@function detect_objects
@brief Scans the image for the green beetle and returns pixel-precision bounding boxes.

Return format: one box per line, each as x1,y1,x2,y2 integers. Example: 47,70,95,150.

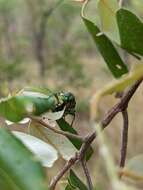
0,87,76,123
54,92,76,114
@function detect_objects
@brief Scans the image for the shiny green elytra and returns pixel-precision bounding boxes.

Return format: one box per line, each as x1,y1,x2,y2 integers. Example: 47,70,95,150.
0,89,76,122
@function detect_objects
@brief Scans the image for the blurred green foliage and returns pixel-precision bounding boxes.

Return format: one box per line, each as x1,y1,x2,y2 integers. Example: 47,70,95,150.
0,57,22,81
52,43,86,86
0,0,95,89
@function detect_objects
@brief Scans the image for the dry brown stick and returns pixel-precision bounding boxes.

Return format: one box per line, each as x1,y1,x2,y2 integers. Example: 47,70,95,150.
49,153,79,190
120,109,129,169
81,160,94,190
30,116,85,142
49,77,143,190
49,133,95,190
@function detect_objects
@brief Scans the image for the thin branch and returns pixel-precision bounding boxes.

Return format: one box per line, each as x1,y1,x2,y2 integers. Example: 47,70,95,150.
120,109,129,169
101,77,143,128
78,133,96,160
48,77,143,190
49,154,79,190
30,116,85,142
81,160,93,190
49,134,95,190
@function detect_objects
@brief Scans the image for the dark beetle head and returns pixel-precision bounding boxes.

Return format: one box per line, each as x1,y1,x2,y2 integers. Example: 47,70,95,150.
62,92,76,108
56,92,76,115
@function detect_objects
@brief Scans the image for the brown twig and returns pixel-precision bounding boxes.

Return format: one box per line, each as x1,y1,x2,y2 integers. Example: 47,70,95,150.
49,133,95,190
49,153,79,190
81,160,94,190
48,77,143,190
101,78,143,128
30,116,85,142
120,109,129,169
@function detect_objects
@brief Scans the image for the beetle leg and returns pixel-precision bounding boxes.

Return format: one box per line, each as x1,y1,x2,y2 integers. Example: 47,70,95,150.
70,113,75,127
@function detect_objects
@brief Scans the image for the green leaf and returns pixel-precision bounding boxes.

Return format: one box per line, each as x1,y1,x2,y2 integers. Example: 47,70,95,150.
82,17,128,78
97,0,120,43
57,119,82,149
117,9,143,56
91,64,143,120
0,128,48,190
29,121,77,161
0,170,16,190
65,184,75,190
13,131,58,168
57,118,93,160
68,170,88,190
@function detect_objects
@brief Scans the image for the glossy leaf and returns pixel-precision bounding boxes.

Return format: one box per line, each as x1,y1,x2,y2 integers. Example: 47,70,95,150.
83,17,128,78
13,131,58,168
97,0,120,43
117,9,143,56
57,118,93,160
42,109,65,121
29,121,77,160
0,128,48,190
